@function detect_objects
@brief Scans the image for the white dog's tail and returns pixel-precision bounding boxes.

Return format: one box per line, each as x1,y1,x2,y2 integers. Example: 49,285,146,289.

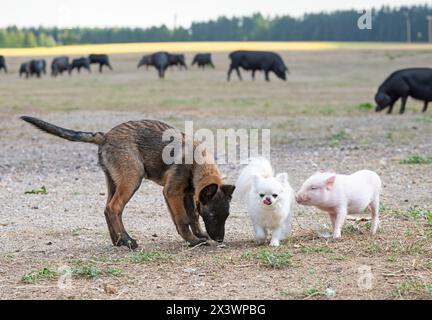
233,157,274,202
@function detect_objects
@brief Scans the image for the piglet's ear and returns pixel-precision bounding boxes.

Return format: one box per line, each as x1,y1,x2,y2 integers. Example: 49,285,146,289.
326,176,336,189
199,184,218,204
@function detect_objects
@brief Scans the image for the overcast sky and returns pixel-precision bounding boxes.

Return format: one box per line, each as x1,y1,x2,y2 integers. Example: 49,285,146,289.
0,0,426,28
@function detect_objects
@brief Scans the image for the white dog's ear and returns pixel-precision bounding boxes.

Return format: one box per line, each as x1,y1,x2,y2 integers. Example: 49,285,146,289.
252,174,261,188
276,172,289,184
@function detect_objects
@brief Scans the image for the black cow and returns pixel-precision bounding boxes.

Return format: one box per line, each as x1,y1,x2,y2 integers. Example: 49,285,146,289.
137,54,152,70
19,62,31,78
0,55,7,73
51,56,70,77
88,54,112,73
69,57,91,74
375,68,432,114
19,60,46,78
227,50,289,81
29,60,46,78
191,53,214,69
138,52,170,79
168,53,187,70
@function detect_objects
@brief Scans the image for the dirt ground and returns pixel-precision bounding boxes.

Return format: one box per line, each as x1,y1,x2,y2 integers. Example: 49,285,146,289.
0,50,431,300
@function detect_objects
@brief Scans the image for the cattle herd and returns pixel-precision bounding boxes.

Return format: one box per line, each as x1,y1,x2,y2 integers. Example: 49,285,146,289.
1,50,431,114
0,51,288,81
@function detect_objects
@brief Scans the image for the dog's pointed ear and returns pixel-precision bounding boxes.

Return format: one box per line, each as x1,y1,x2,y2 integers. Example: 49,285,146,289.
199,184,218,204
221,184,235,198
276,172,288,184
252,174,261,188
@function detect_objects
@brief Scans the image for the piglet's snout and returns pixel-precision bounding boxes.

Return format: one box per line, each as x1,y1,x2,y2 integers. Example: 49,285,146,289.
295,193,304,203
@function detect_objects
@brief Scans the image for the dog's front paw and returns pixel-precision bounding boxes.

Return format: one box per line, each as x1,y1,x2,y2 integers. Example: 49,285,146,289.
196,231,209,240
188,237,208,247
115,236,138,250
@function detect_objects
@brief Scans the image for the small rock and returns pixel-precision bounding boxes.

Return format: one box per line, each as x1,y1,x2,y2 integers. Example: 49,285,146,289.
317,224,332,238
152,234,158,237
183,267,196,274
103,283,117,294
46,242,52,245
325,287,336,298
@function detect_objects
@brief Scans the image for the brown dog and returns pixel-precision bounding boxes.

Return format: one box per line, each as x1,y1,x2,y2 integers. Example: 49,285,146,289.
21,116,235,249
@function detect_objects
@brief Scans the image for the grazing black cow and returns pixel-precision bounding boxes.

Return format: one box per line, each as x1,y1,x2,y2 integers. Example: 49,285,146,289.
0,55,7,73
137,54,152,70
69,57,91,74
19,62,31,78
138,52,170,79
167,53,187,70
375,68,432,114
227,50,289,81
19,60,46,78
29,60,46,78
191,53,214,69
88,54,112,73
51,56,70,77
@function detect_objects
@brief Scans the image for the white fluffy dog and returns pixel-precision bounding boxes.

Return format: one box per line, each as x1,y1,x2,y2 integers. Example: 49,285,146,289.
234,158,295,246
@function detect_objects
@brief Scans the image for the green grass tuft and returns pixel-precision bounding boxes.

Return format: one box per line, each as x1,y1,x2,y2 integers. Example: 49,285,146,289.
300,245,332,254
256,248,291,268
330,129,348,145
22,268,58,283
24,186,48,195
356,102,374,111
71,260,123,279
395,280,432,298
416,116,432,124
400,155,432,165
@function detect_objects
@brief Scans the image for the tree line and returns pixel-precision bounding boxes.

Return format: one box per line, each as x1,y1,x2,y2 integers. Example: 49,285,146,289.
1,4,431,48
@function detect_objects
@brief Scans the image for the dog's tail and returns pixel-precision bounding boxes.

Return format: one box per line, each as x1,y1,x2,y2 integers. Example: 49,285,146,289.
233,157,274,202
20,116,105,145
